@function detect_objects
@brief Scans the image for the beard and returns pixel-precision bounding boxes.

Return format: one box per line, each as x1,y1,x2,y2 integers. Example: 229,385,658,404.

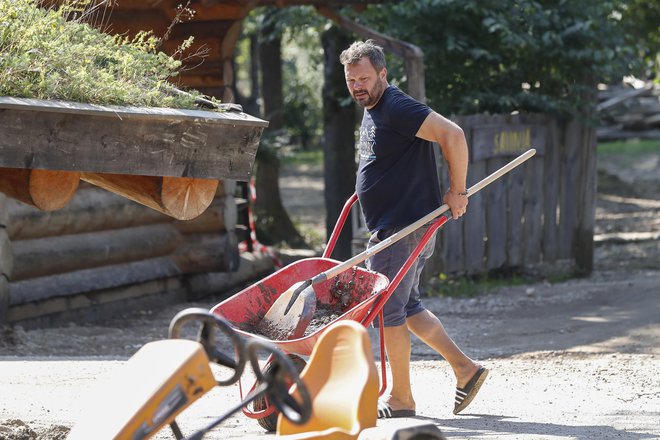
352,78,386,108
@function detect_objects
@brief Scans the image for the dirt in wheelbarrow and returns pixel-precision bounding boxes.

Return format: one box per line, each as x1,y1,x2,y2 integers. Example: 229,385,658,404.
247,273,369,340
1,151,659,439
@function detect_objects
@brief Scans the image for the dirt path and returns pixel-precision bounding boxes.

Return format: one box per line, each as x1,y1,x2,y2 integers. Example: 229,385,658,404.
0,150,659,440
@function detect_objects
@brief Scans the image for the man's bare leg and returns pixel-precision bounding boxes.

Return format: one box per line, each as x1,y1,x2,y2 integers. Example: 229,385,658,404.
407,310,480,387
381,324,416,412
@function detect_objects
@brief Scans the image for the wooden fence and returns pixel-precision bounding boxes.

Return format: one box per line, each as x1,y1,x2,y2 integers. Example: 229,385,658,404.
426,113,597,277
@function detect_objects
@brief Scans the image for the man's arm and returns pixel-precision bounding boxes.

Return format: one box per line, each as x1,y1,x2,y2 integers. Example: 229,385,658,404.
416,111,469,220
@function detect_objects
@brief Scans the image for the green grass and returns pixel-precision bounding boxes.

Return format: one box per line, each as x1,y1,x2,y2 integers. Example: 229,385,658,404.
0,0,206,109
598,139,660,155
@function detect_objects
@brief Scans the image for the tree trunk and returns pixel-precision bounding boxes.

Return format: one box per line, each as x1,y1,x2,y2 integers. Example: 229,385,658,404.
253,9,307,248
322,26,357,260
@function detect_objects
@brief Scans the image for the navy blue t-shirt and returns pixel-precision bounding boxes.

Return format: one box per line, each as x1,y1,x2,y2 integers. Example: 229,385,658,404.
356,86,442,231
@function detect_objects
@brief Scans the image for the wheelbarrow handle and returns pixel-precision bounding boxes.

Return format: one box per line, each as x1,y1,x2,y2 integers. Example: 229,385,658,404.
313,148,537,285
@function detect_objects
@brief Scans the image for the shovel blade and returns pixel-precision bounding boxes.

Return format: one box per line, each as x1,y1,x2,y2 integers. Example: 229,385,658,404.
262,282,316,340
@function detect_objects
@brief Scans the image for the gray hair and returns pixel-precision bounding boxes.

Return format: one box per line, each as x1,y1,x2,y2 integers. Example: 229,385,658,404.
339,39,386,72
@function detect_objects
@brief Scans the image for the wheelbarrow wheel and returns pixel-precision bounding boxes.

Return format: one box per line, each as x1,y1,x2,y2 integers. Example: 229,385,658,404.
254,354,307,432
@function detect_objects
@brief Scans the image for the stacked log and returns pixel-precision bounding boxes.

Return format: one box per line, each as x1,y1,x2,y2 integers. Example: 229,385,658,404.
2,179,256,324
0,168,80,211
597,82,660,141
0,194,11,320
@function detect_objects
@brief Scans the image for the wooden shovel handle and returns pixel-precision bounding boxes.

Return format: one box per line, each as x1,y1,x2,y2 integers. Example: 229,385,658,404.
314,148,537,284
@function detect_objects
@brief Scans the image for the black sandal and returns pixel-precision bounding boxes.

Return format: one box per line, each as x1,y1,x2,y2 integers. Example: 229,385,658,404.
454,366,489,415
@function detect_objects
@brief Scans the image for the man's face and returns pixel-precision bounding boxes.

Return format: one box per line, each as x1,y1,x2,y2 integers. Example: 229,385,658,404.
344,57,387,108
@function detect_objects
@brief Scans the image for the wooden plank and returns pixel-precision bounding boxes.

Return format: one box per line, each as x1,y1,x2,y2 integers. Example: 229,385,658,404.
542,119,560,262
522,154,544,265
436,149,464,274
0,97,267,181
518,114,544,265
8,256,182,306
10,224,183,281
557,121,581,259
485,155,508,270
463,115,487,274
574,124,598,274
506,165,524,267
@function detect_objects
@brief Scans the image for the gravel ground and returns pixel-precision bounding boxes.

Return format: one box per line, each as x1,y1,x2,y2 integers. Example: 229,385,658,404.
0,149,659,440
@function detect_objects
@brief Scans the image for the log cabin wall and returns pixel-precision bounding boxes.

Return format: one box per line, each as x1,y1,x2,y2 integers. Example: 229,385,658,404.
1,180,273,327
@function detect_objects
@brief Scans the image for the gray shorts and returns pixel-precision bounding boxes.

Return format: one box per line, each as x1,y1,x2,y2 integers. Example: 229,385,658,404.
366,224,437,327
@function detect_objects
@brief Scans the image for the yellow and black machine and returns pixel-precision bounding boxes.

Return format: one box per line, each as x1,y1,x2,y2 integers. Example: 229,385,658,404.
67,309,312,440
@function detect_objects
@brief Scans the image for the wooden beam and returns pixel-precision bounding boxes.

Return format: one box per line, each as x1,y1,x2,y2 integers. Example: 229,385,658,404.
0,97,267,181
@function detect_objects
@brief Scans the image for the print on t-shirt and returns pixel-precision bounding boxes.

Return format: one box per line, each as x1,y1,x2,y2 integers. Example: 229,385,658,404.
358,119,376,161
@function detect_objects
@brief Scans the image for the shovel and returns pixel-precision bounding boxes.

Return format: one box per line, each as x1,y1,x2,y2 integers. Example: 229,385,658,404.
263,148,537,339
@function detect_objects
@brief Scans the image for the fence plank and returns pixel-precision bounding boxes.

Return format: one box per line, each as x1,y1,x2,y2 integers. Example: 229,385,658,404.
506,165,524,267
464,115,487,274
574,124,598,274
558,121,582,259
542,120,560,262
485,155,508,270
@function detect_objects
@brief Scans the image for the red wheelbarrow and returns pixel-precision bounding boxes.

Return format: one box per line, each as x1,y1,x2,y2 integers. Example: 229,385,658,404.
210,149,536,430
210,193,449,430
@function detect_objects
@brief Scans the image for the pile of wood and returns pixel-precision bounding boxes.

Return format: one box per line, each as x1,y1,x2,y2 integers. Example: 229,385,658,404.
597,81,660,141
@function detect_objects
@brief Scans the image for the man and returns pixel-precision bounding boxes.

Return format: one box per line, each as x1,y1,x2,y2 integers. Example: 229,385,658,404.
340,40,488,417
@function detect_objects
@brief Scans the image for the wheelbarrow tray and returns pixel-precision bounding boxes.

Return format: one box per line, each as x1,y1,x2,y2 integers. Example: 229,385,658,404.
211,257,389,356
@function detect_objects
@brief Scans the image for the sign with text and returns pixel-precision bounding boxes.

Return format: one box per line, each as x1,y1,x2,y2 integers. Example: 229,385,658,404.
471,124,546,161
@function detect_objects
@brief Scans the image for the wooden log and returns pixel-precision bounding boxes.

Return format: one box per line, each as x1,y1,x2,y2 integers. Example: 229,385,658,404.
8,256,182,307
0,168,80,211
185,252,275,302
6,186,170,240
81,172,218,220
11,224,183,281
0,195,9,322
174,196,237,234
0,193,8,228
0,227,11,323
171,231,239,274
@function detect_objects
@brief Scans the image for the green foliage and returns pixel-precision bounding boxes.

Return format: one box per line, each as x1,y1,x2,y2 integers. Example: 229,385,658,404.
0,0,204,108
241,6,325,148
353,0,642,118
618,0,660,77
